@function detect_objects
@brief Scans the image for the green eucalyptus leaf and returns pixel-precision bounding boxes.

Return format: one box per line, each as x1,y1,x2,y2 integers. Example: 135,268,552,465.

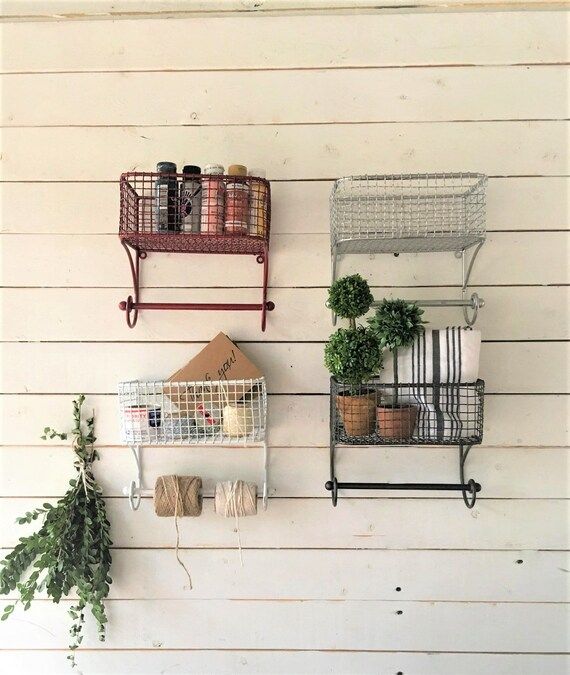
0,396,112,669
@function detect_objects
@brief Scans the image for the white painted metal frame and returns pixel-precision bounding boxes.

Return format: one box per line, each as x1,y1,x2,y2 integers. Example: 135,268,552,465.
118,377,269,511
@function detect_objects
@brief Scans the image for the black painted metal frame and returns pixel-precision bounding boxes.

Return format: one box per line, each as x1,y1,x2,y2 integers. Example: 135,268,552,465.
326,378,484,509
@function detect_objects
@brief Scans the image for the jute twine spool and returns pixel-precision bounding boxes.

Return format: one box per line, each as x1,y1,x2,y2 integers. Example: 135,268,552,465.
154,475,202,589
214,480,257,566
154,475,202,517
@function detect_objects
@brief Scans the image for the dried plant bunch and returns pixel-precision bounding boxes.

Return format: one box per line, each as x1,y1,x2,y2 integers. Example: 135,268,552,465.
0,395,112,668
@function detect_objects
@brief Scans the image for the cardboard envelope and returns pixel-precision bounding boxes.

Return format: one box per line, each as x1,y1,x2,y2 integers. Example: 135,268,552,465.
167,332,263,410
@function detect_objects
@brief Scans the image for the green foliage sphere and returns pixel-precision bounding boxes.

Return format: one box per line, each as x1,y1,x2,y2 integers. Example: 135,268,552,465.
324,326,383,386
368,298,425,351
328,274,374,321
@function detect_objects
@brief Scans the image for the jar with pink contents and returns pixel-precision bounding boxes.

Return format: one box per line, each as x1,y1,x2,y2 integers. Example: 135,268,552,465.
200,163,225,234
225,164,249,236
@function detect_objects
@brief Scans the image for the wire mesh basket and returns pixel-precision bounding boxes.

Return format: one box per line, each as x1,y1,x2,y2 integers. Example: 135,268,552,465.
119,172,271,255
118,377,267,446
330,173,487,254
331,378,484,445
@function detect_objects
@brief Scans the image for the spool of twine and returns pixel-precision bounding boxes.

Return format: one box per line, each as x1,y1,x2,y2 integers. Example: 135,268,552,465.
154,475,202,590
214,480,258,567
222,404,255,437
215,480,257,517
154,475,202,517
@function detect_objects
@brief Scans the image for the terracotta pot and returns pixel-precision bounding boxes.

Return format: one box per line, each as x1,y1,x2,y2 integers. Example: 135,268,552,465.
377,404,418,440
336,390,377,437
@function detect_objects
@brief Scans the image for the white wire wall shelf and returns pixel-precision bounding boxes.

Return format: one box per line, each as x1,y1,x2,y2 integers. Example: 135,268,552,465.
118,377,268,511
330,172,488,326
326,378,484,509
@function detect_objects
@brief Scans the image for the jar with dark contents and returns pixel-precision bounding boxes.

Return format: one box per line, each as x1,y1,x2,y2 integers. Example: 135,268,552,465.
155,161,180,232
180,164,202,233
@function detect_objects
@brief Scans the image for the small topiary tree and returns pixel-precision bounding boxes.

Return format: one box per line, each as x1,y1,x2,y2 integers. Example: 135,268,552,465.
327,273,374,329
368,298,425,405
324,275,382,436
324,326,383,389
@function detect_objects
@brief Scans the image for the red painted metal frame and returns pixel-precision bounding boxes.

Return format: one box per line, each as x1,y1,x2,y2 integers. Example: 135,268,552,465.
117,172,274,331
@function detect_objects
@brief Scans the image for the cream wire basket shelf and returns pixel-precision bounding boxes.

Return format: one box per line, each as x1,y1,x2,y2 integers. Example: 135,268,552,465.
330,172,488,327
330,172,487,255
118,377,268,510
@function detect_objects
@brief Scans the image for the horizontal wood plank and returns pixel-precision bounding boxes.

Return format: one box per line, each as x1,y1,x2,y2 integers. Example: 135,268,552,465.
1,496,567,550
1,548,564,602
2,122,567,181
2,232,568,287
1,650,568,675
2,177,568,235
2,286,568,342
4,66,567,126
1,446,568,499
2,394,568,448
2,12,568,72
0,598,567,651
2,0,566,22
1,341,567,394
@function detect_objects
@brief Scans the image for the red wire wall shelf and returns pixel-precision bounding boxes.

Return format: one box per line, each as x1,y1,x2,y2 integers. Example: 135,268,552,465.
118,171,274,330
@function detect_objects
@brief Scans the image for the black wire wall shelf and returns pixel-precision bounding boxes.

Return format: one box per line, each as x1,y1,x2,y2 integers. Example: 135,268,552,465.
325,378,484,509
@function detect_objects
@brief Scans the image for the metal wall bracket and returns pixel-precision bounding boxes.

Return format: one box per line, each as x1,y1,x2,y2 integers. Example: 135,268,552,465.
122,442,269,512
331,241,485,328
325,440,481,510
119,241,275,331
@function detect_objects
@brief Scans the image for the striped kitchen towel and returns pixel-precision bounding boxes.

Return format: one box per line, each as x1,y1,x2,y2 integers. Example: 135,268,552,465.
378,327,481,442
379,327,481,385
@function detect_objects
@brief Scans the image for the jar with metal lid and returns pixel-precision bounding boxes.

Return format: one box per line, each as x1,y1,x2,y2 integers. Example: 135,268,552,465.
155,161,180,233
201,164,225,234
180,164,202,233
248,168,268,237
225,164,249,236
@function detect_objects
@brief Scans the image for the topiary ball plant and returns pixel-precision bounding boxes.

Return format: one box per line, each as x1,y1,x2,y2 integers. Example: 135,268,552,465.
324,326,383,387
367,298,425,351
327,274,374,328
368,298,425,410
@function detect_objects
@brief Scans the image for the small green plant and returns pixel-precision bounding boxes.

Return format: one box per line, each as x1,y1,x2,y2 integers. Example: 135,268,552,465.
368,299,425,405
368,298,425,350
327,273,374,328
0,396,112,668
324,326,383,388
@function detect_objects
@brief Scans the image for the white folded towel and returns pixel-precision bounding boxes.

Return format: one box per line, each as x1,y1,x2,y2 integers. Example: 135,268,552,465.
379,327,481,384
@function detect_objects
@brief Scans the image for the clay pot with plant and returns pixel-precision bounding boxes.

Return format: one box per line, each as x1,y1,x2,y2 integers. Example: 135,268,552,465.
368,299,425,440
324,274,383,437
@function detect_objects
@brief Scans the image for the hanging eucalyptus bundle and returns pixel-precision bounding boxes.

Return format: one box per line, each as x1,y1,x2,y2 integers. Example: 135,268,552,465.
0,395,112,667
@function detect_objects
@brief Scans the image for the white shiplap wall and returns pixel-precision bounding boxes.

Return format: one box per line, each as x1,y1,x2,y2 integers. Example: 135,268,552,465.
1,6,569,674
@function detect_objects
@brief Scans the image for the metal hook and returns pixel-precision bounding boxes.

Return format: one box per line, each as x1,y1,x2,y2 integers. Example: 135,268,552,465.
330,247,339,325
461,243,484,327
262,441,269,511
462,291,484,327
123,445,143,511
325,478,339,506
459,443,479,509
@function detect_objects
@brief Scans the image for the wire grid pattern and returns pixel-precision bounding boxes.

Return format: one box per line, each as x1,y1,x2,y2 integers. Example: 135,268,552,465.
119,172,271,255
331,378,484,445
330,173,487,254
118,377,267,446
